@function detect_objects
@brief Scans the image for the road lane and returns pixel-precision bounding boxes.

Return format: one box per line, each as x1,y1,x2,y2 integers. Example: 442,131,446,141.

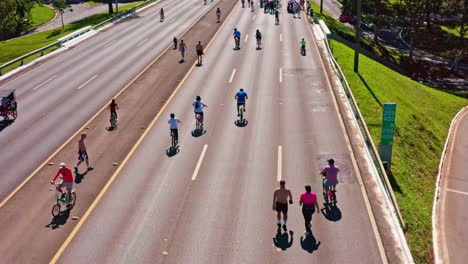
56,5,385,263
0,0,218,201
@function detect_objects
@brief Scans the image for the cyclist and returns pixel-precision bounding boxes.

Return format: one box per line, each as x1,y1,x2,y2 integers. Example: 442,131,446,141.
168,113,182,143
241,0,245,8
320,158,339,196
160,8,164,22
299,185,320,235
273,180,293,232
179,40,186,63
216,8,221,23
255,29,262,49
50,163,74,207
108,99,119,125
250,0,254,11
235,88,248,116
233,28,241,49
275,9,280,24
300,38,306,55
192,96,208,124
196,41,204,65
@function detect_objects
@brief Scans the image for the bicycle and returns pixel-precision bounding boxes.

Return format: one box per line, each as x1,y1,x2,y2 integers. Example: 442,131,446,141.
170,130,178,149
300,45,306,56
160,13,164,22
234,38,240,50
322,175,337,207
256,38,262,50
51,182,76,217
195,113,203,131
238,104,245,123
110,112,118,129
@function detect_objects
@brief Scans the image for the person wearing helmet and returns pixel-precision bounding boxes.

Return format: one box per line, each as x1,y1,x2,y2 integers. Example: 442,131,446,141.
50,163,74,206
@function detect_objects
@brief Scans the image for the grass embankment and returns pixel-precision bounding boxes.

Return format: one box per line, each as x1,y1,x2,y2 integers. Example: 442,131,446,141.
30,4,56,29
0,1,142,73
330,40,468,263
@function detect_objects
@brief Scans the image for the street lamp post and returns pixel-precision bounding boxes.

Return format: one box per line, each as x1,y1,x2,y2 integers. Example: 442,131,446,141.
115,0,119,14
354,0,362,72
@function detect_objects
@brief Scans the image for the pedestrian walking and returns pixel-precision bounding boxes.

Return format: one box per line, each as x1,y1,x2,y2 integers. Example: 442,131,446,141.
216,8,221,23
273,180,293,232
196,41,204,66
179,40,186,63
299,185,319,235
75,133,93,173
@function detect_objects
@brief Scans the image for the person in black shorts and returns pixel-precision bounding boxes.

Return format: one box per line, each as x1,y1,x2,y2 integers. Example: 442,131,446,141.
196,41,204,65
273,180,293,231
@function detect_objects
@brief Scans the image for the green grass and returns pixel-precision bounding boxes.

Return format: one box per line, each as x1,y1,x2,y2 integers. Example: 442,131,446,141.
441,25,466,38
84,1,102,6
30,4,55,29
330,40,468,263
0,1,142,72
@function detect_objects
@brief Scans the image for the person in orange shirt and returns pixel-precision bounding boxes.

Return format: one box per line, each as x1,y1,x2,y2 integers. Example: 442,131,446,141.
50,163,74,206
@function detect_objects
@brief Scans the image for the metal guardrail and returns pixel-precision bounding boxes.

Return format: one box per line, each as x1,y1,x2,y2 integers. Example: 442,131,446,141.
316,19,406,229
0,0,160,76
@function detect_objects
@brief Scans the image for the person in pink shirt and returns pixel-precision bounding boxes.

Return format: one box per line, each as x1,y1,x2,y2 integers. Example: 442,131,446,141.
299,185,320,235
320,158,339,194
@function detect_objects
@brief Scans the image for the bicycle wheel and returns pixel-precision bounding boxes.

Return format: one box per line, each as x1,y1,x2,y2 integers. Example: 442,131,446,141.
52,204,61,217
69,192,77,209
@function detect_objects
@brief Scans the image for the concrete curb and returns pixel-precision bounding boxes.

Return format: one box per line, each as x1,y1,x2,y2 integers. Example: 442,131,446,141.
432,106,468,264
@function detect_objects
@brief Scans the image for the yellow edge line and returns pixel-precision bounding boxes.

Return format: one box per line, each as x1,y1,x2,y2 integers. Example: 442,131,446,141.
49,2,239,263
0,0,208,210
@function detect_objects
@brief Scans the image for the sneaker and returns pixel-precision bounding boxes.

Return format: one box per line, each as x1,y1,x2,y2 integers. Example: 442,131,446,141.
277,223,281,229
282,225,287,232
87,166,94,171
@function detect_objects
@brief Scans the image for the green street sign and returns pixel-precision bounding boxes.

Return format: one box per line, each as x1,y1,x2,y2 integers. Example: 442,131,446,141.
381,103,396,145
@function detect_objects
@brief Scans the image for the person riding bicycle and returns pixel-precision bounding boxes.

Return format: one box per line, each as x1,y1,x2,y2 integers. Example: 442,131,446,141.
168,113,181,143
233,28,241,49
300,38,306,55
108,99,119,124
250,0,254,11
160,8,164,21
256,29,262,49
320,158,339,194
50,163,74,206
235,88,248,116
275,9,280,24
192,96,207,124
216,8,221,23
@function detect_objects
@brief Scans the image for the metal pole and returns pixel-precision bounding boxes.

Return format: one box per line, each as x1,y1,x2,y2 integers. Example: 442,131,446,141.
320,0,323,14
353,0,362,72
115,0,119,14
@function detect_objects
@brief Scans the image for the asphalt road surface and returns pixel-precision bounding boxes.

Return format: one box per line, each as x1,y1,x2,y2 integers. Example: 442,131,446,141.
0,0,217,201
55,4,386,263
438,108,468,264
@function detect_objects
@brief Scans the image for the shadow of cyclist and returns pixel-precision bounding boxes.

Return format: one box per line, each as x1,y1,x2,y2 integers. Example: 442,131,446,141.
273,230,294,250
234,119,248,127
45,210,70,230
321,205,342,222
166,145,180,157
300,231,321,253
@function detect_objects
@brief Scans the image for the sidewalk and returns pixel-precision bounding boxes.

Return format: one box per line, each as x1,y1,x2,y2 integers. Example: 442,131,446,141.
434,107,468,264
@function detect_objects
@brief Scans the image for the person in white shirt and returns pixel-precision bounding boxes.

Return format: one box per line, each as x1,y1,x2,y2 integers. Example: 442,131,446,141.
192,96,208,124
168,113,182,143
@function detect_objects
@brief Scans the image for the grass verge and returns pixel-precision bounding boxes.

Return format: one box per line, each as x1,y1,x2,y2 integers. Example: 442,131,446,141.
30,4,56,29
0,1,142,72
329,39,468,263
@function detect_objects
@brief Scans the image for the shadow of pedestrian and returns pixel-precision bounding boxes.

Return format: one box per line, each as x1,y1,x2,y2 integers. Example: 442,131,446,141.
321,205,342,222
45,210,70,230
166,145,180,157
74,170,88,184
234,119,248,127
273,230,294,250
191,129,206,137
300,232,320,253
0,120,14,132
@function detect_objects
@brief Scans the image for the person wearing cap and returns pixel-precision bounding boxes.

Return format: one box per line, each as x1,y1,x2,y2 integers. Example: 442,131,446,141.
320,158,339,195
299,185,319,235
51,163,74,206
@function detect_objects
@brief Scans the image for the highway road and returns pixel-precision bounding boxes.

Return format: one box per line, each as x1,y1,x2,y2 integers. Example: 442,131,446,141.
437,108,468,264
0,0,217,201
53,4,387,263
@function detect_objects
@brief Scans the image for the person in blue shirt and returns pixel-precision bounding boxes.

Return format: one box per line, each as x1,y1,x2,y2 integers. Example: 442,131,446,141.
235,88,248,116
233,28,241,49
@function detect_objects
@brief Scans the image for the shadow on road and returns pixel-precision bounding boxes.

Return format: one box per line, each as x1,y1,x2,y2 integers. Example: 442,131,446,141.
300,232,320,253
45,210,71,230
0,120,14,132
321,205,342,222
191,129,206,137
234,119,248,127
74,170,89,184
166,145,180,157
273,230,294,251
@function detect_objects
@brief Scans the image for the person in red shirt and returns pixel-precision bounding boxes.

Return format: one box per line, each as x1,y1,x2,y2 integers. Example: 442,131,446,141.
50,163,74,206
299,185,320,235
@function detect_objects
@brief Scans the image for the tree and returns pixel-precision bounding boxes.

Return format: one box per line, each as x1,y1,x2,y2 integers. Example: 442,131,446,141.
447,0,467,49
50,0,71,29
107,0,114,14
0,0,33,39
404,0,426,60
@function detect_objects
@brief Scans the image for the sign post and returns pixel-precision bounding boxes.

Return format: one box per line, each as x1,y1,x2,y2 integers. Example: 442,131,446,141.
380,103,397,169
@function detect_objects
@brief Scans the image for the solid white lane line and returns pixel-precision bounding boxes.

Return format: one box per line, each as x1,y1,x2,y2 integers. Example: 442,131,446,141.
104,40,116,47
245,34,249,42
229,68,236,83
277,145,282,182
252,15,256,20
136,38,148,47
447,188,468,196
192,145,208,181
32,75,57,91
77,75,98,90
279,68,283,83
